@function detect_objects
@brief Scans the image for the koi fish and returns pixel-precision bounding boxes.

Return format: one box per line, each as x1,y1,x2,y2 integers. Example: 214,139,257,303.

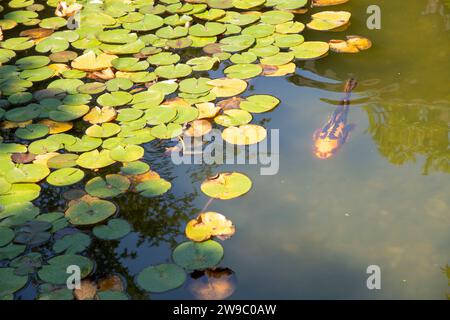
313,79,357,159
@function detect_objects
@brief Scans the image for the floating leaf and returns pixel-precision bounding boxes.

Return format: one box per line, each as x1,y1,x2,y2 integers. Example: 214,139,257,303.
215,109,252,127
93,218,131,240
0,268,28,296
150,123,183,139
222,124,267,145
200,172,252,199
136,264,186,293
240,94,280,113
329,35,372,53
110,145,144,162
173,240,224,270
83,106,117,124
307,11,351,31
207,78,247,97
71,51,118,71
0,226,14,247
65,195,117,226
136,178,171,197
76,149,115,169
46,168,84,187
85,174,130,199
14,220,51,246
97,91,133,107
53,233,91,254
38,254,93,285
186,212,235,242
223,63,262,79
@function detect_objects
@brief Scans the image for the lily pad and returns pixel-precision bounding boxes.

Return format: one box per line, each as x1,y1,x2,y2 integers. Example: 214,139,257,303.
172,240,224,270
53,233,92,254
93,218,131,240
186,212,235,242
223,63,262,79
0,268,28,296
240,94,280,113
136,264,186,293
46,168,85,187
200,172,252,199
85,174,130,199
38,254,94,285
136,178,172,197
222,124,267,145
65,195,117,226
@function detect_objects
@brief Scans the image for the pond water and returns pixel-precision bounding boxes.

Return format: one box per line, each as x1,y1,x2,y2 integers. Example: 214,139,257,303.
1,0,449,300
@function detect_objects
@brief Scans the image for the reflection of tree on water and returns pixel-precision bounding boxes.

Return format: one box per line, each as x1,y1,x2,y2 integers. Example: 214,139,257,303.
365,100,449,175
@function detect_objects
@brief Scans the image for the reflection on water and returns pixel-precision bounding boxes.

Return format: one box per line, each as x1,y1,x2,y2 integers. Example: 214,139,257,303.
187,268,237,300
313,79,356,159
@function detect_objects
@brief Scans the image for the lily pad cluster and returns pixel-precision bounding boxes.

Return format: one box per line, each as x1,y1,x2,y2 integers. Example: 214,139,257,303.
0,0,369,299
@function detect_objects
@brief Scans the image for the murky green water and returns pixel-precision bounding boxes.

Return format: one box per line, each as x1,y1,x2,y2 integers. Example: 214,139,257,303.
1,0,449,300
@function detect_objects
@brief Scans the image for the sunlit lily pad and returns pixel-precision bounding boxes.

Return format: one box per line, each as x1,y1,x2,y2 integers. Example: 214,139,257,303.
222,124,267,145
307,11,351,31
136,264,186,293
186,212,235,242
136,177,171,197
110,145,144,162
76,149,115,169
150,123,183,139
46,168,84,187
85,174,130,199
173,240,224,270
223,63,262,79
240,94,280,113
65,195,116,226
200,172,252,199
207,78,247,97
215,109,252,127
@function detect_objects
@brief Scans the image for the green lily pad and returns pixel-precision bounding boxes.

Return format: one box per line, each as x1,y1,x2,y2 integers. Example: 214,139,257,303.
220,34,255,52
1,37,34,51
136,264,186,293
106,78,133,92
0,226,14,247
150,123,183,139
291,41,329,60
97,91,133,107
189,22,226,37
0,243,26,260
274,34,304,48
15,124,49,140
123,14,164,31
201,172,252,199
36,37,69,53
230,52,258,64
76,149,115,169
173,240,224,270
53,233,91,254
86,123,121,138
14,220,51,246
109,145,144,162
260,52,294,66
46,168,85,187
0,268,28,296
16,56,50,70
5,104,40,121
77,82,107,95
120,161,150,175
85,174,130,199
65,136,102,153
65,196,117,226
112,57,149,72
136,178,171,197
147,52,180,66
10,252,42,276
155,64,192,79
240,94,280,113
93,218,131,240
215,109,252,127
223,63,262,79
5,163,50,183
38,254,94,285
97,29,138,44
144,106,177,125
260,10,293,24
49,104,89,121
